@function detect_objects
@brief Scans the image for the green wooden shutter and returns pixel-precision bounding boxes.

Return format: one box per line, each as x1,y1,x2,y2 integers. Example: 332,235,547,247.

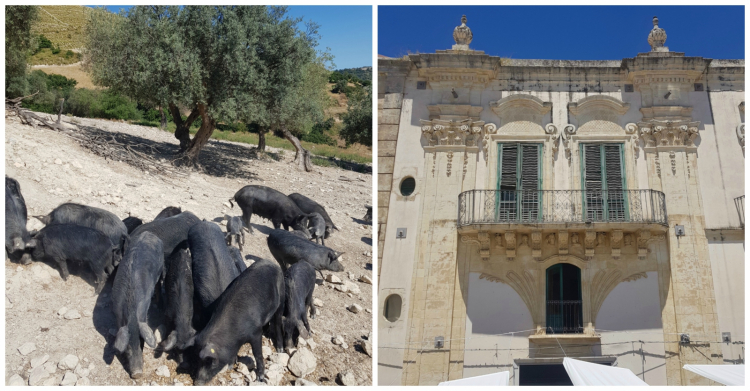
582,144,604,221
520,144,541,221
497,144,519,220
604,144,626,220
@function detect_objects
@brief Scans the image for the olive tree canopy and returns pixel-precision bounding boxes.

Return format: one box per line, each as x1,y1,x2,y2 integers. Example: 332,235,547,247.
5,5,39,98
86,5,325,167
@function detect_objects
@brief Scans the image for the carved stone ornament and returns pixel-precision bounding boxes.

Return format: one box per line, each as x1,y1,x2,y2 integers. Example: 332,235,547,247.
545,124,560,156
669,151,676,174
623,272,648,282
584,230,596,260
625,123,640,157
453,15,473,48
505,231,516,260
648,16,668,52
638,120,700,148
479,272,504,283
562,124,577,161
737,124,745,153
531,230,542,260
446,151,453,177
494,233,504,249
558,230,569,255
654,153,661,178
477,231,491,263
460,234,480,246
611,230,623,259
637,230,651,260
421,118,496,150
482,123,498,164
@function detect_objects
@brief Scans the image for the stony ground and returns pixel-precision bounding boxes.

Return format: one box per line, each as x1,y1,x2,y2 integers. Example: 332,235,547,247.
4,113,373,386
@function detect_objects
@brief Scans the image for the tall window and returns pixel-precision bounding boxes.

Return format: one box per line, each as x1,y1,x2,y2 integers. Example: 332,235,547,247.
546,263,583,334
496,143,542,221
580,143,627,221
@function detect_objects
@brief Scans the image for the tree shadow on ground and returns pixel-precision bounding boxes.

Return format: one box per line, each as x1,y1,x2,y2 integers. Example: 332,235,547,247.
75,124,262,181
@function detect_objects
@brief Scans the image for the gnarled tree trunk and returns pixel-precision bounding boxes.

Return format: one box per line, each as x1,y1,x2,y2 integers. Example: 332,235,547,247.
168,103,200,151
181,103,215,166
281,126,314,172
159,106,167,129
257,126,267,152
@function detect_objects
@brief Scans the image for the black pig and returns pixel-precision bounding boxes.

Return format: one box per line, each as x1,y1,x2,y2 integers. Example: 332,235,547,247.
288,193,338,239
130,211,200,258
185,258,284,385
228,185,310,237
111,232,164,378
5,176,32,264
162,244,196,361
225,216,244,252
283,261,316,352
266,229,344,273
28,224,120,294
189,221,239,329
34,203,128,255
154,206,182,220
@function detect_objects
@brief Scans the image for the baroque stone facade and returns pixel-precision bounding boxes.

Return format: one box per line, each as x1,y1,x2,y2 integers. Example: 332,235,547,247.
378,15,744,386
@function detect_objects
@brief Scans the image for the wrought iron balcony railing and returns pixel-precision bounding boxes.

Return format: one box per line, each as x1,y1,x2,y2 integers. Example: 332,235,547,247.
546,300,583,334
458,189,668,227
735,195,745,228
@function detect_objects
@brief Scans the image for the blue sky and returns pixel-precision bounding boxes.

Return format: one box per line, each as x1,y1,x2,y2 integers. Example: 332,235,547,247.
379,6,744,60
88,5,372,69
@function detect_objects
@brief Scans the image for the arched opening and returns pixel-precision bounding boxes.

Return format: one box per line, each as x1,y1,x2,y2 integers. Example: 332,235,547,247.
546,263,583,334
384,294,402,322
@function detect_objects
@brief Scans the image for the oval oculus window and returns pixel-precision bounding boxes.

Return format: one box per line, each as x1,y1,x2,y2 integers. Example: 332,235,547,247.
400,177,416,196
384,294,402,322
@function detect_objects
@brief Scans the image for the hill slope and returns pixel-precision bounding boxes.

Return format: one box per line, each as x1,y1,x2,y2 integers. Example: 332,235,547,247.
31,5,93,50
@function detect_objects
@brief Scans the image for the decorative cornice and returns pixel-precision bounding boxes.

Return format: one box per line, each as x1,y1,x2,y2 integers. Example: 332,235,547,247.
427,104,483,120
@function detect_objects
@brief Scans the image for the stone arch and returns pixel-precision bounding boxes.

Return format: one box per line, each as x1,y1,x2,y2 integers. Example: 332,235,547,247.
490,94,551,127
590,270,651,324
540,254,588,270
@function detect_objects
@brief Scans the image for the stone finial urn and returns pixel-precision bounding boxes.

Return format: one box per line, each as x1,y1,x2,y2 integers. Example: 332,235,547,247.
647,16,668,52
452,15,473,50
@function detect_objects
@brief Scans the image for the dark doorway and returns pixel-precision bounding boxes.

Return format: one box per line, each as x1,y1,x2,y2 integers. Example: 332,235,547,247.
546,263,583,334
519,362,612,386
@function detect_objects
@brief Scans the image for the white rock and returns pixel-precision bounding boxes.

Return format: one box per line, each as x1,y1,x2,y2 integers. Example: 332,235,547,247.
296,379,318,386
17,342,36,356
58,307,68,316
337,371,357,386
288,348,316,377
30,354,50,369
60,371,77,386
28,366,49,385
75,377,90,386
44,361,57,374
313,298,323,307
74,364,89,378
155,365,170,378
298,337,308,348
58,354,79,371
8,374,26,386
262,345,273,359
307,339,317,351
332,335,345,346
334,285,349,294
154,324,167,344
174,381,184,386
343,281,360,295
270,352,289,367
43,376,60,386
236,362,251,377
348,304,363,314
64,310,81,320
54,159,62,165
361,340,373,357
358,275,372,285
223,202,232,208
265,369,284,386
325,274,342,284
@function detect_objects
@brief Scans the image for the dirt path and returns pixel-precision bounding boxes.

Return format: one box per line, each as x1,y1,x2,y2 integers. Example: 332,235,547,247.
5,113,373,386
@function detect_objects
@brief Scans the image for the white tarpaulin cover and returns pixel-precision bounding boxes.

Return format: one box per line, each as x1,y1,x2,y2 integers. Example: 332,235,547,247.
683,364,745,386
563,357,649,386
437,371,510,386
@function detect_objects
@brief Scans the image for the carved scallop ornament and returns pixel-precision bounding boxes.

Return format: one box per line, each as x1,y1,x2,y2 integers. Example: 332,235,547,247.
568,95,630,131
489,94,552,127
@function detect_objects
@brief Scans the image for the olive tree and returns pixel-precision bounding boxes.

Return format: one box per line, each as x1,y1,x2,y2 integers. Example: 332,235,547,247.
86,6,321,166
340,85,372,147
5,5,39,98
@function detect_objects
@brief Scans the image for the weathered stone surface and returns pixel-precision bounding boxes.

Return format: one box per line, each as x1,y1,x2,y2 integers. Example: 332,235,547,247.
28,366,49,385
155,365,170,378
17,342,36,356
58,355,79,371
60,371,77,386
288,348,316,377
269,352,289,367
337,371,357,386
30,354,50,369
8,373,26,386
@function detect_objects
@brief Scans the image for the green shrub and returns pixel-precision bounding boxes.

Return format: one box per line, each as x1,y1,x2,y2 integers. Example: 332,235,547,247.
302,117,337,146
37,34,53,50
64,50,75,59
98,90,141,120
66,88,98,117
50,44,61,55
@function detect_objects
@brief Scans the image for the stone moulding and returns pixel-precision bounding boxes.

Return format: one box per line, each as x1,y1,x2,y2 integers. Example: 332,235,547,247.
637,230,651,260
584,230,596,260
568,95,631,117
561,124,577,162
545,124,560,155
477,232,491,263
489,94,552,126
531,230,542,260
558,230,569,255
505,231,516,260
421,118,497,150
427,104,483,120
611,230,623,259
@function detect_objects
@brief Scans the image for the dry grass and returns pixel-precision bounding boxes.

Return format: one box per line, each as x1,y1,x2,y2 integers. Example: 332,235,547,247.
31,63,98,89
32,5,93,50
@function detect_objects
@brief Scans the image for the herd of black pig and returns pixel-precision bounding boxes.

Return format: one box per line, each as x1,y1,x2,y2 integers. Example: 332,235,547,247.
6,176,356,385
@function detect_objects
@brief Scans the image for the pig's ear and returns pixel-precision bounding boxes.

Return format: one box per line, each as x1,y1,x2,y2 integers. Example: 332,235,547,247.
297,320,309,339
114,326,129,353
33,215,49,225
25,238,37,249
162,331,177,351
139,322,156,348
